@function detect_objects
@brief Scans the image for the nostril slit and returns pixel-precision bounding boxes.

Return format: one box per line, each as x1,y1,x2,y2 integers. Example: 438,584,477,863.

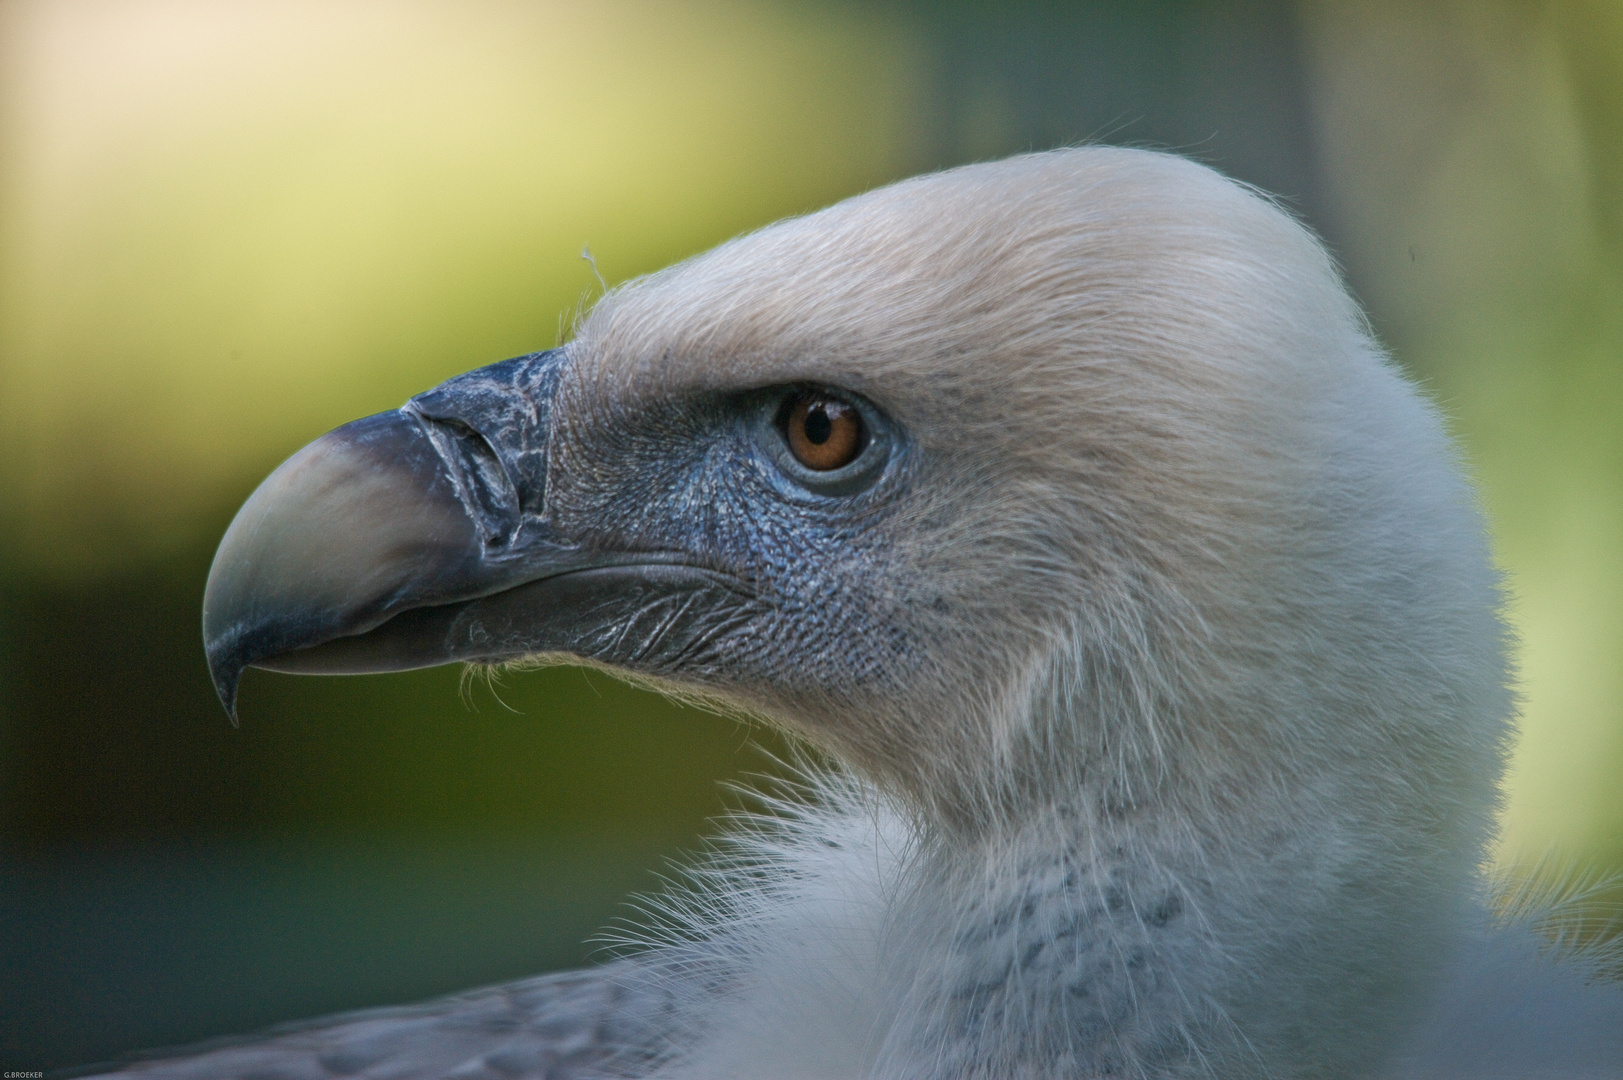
438,418,500,468
412,412,523,547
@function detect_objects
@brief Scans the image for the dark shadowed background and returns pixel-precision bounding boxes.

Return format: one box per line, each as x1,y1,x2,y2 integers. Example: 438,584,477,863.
2,0,1620,1067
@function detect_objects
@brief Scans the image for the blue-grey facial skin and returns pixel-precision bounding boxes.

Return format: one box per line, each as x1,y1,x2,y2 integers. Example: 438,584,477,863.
204,346,923,734
540,366,918,709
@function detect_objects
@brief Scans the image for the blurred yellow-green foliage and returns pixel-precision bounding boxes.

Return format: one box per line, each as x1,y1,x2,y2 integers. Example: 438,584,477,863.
1,0,1619,1066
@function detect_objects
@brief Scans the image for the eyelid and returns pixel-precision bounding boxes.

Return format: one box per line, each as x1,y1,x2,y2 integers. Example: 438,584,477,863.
755,385,894,498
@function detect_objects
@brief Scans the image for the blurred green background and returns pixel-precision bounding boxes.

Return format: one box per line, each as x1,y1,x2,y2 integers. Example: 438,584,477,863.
1,0,1619,1067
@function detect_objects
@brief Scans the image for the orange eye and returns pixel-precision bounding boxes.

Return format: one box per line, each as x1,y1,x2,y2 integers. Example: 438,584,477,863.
784,392,864,471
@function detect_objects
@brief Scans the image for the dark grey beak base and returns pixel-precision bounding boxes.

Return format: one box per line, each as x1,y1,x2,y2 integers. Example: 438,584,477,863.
202,349,739,720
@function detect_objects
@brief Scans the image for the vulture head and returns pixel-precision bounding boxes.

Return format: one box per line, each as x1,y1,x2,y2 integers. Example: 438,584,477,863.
202,148,1520,1076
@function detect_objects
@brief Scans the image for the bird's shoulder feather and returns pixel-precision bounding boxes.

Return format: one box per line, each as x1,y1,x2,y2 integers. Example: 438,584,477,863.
67,961,668,1080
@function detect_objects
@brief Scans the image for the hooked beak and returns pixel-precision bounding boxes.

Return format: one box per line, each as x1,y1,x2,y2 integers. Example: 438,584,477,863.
202,348,740,719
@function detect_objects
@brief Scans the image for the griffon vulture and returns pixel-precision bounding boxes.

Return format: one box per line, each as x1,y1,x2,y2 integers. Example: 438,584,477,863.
92,149,1623,1079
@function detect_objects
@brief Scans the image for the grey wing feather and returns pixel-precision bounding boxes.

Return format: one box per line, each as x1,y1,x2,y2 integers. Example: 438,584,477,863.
69,961,672,1080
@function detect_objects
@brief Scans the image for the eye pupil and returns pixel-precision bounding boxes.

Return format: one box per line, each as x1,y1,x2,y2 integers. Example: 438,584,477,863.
804,407,833,445
784,391,863,472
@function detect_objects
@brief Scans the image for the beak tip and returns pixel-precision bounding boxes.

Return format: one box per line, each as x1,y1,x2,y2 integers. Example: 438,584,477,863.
205,634,244,725
217,682,241,727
